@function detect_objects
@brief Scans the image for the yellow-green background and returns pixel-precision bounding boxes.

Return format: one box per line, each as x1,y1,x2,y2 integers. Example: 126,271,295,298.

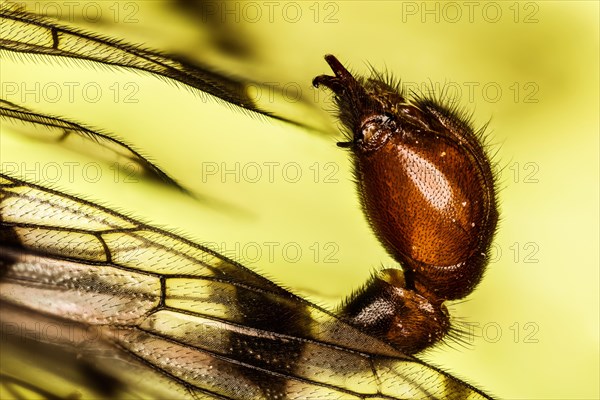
1,1,598,398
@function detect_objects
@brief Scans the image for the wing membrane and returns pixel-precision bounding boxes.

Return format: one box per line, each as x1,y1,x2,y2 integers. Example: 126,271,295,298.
0,173,491,399
0,4,300,125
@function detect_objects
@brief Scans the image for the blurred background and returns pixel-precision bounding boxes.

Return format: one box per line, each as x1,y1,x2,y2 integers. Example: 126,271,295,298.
1,1,598,398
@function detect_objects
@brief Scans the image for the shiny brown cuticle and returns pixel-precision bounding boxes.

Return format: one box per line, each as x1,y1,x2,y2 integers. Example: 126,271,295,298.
314,54,498,354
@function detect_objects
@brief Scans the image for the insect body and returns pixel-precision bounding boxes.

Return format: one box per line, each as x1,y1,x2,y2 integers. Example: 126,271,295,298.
315,55,498,354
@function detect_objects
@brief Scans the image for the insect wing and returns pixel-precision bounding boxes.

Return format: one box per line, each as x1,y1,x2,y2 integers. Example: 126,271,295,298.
0,174,490,399
0,3,329,131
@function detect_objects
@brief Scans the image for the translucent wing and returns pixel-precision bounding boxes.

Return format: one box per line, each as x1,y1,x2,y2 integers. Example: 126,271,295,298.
0,5,247,106
0,173,491,399
0,4,318,129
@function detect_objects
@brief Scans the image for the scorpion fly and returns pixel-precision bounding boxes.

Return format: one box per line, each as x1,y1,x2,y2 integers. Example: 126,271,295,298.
0,4,495,399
